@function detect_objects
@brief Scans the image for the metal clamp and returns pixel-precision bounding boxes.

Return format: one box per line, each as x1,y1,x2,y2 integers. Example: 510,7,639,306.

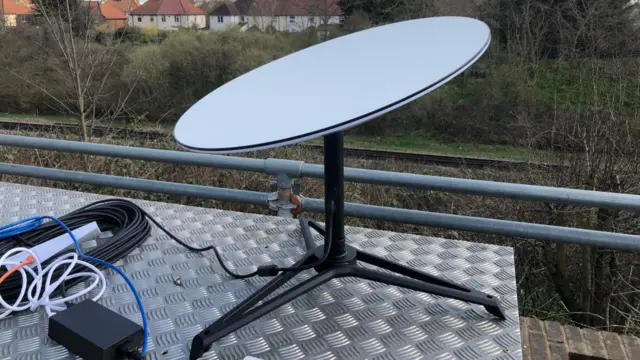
268,174,302,218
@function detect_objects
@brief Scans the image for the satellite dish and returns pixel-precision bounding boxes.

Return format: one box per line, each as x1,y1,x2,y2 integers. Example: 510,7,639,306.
179,18,504,360
174,16,490,154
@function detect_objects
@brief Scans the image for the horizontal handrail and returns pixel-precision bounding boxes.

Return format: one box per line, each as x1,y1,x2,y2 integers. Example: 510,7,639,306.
1,134,640,212
0,162,638,252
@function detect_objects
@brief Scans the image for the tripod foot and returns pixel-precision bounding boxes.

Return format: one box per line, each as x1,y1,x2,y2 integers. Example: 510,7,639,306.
189,265,346,360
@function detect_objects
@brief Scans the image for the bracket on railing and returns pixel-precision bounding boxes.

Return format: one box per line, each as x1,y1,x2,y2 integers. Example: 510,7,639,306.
268,174,302,218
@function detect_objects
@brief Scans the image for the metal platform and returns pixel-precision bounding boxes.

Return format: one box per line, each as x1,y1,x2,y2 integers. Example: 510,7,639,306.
0,182,522,360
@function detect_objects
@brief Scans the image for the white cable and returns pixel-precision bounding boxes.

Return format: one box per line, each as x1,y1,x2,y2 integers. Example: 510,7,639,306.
0,247,106,318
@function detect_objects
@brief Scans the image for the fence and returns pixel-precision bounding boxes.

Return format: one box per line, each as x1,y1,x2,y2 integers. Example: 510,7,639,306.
0,134,639,252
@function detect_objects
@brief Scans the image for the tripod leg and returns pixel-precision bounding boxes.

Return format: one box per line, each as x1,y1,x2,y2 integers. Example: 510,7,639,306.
190,267,348,360
218,251,315,324
357,250,472,292
299,217,325,250
307,219,326,235
356,250,505,320
349,261,506,320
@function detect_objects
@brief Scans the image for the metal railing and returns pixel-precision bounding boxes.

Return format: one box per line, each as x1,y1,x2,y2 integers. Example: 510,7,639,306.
0,134,639,252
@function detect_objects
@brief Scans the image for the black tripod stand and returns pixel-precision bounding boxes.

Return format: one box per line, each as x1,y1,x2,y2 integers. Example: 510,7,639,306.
189,132,506,360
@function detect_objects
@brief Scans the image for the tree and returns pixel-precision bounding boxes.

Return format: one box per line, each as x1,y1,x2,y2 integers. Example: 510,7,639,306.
482,0,639,59
533,103,640,332
1,0,138,142
304,0,343,40
389,0,435,20
339,0,401,24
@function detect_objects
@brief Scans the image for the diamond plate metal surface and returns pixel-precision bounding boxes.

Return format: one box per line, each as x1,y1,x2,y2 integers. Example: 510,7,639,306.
0,182,522,360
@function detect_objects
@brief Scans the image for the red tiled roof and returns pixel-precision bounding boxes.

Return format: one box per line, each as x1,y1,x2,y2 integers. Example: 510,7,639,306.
86,1,127,20
104,0,140,13
0,0,34,16
130,0,205,15
245,0,341,16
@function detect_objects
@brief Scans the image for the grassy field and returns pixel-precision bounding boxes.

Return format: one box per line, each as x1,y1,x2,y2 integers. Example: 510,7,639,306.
0,113,71,123
332,135,544,161
0,113,171,132
0,113,544,161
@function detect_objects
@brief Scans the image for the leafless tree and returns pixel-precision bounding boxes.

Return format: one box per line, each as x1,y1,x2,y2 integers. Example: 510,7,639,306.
0,0,138,142
247,0,280,31
473,0,640,335
388,0,434,20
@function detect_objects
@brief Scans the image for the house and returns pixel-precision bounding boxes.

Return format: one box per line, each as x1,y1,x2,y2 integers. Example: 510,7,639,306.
129,0,207,30
209,0,342,32
209,0,248,31
0,0,34,27
86,1,128,31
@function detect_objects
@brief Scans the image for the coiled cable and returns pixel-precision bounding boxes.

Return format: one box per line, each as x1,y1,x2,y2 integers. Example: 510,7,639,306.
0,198,263,305
0,248,106,318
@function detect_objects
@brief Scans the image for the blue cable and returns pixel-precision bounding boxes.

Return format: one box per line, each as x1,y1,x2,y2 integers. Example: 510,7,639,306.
1,216,149,357
0,216,44,239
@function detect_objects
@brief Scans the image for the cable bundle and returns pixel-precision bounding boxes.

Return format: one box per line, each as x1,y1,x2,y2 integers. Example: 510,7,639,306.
0,248,106,318
0,199,150,304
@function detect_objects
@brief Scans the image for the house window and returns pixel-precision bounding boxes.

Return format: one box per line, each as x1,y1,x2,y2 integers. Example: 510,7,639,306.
161,15,166,22
288,16,295,23
174,16,179,22
137,17,142,22
240,16,245,22
217,16,223,23
271,16,277,23
150,17,154,22
19,15,29,24
308,17,314,24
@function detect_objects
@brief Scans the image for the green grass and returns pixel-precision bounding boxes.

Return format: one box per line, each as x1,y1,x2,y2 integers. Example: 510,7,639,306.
310,135,547,162
0,112,72,123
3,112,544,161
0,113,171,132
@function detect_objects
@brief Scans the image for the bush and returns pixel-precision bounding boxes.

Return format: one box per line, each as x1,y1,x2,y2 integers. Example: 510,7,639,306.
122,30,293,121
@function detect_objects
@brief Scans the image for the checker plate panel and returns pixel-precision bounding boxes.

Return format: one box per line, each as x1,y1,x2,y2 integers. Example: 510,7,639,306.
0,182,522,359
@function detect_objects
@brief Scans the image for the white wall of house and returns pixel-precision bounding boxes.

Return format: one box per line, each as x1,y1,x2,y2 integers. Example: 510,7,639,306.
129,14,207,30
258,15,340,32
209,15,247,30
208,15,340,32
1,14,31,27
182,15,207,29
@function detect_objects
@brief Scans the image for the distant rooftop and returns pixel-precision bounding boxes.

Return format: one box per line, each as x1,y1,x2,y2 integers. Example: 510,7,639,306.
104,0,140,13
130,0,205,15
85,1,127,20
0,0,34,15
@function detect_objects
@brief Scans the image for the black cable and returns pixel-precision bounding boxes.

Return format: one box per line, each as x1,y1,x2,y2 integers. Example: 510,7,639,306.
119,199,258,280
118,342,143,360
0,196,333,305
0,198,257,305
256,200,335,276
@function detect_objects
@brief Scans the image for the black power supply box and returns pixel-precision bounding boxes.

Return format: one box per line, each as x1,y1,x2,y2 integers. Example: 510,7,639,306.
48,299,144,360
